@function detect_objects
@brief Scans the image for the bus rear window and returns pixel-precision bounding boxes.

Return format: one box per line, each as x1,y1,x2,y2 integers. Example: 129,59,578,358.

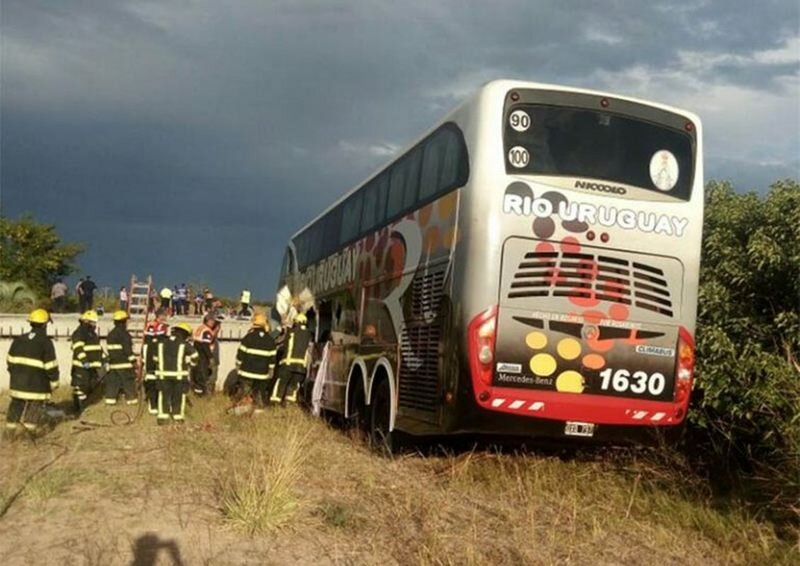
504,105,694,200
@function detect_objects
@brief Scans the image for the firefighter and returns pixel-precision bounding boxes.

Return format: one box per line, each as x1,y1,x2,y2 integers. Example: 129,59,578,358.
153,323,198,424
104,310,137,405
271,312,312,405
142,309,169,415
235,314,276,412
71,310,104,415
191,313,219,395
5,309,59,436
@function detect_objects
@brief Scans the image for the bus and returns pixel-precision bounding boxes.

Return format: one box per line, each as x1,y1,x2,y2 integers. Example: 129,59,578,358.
277,80,703,449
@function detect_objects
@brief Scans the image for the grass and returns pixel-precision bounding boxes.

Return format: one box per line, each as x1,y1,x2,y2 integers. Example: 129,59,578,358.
0,394,797,564
217,420,309,534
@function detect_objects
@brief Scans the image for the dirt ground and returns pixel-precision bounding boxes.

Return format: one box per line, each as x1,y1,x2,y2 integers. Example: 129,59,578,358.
0,395,796,566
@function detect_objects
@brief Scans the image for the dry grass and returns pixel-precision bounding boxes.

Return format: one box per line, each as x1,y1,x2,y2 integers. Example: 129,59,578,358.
217,421,310,534
0,393,797,565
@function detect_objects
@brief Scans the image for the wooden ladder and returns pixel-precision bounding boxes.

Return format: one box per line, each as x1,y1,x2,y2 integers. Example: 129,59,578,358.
127,274,153,352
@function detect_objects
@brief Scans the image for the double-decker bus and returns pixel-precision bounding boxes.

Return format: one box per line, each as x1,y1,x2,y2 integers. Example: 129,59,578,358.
278,80,703,448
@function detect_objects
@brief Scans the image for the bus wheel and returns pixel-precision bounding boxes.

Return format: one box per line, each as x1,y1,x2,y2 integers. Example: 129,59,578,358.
369,379,396,455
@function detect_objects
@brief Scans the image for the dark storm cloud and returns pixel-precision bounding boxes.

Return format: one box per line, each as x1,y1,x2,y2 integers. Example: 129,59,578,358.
2,0,798,296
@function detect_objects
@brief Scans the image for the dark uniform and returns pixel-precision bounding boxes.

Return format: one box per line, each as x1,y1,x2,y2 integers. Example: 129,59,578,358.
104,322,137,405
192,323,216,395
153,331,198,423
236,328,277,407
6,325,59,432
271,323,312,405
142,320,169,415
71,322,104,413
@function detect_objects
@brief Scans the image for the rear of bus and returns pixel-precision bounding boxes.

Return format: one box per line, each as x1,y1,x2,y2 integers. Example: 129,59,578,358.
461,81,702,442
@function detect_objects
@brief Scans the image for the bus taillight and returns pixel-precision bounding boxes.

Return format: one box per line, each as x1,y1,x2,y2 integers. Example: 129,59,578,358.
468,306,498,389
675,327,695,404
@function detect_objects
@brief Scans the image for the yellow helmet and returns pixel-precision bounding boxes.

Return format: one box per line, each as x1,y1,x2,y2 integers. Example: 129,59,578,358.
28,308,50,324
251,313,269,329
80,310,99,323
113,310,129,321
174,322,193,334
294,312,307,325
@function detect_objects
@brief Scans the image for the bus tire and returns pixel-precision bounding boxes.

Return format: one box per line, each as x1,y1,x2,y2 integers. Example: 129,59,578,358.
347,374,367,433
368,378,397,455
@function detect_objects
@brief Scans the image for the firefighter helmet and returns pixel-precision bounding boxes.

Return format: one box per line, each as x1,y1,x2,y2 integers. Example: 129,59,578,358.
80,310,99,323
174,322,193,335
251,313,269,329
112,310,129,321
28,308,50,324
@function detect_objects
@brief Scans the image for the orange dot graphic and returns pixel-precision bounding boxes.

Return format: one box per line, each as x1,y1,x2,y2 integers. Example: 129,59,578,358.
535,242,554,254
560,236,581,254
437,192,458,220
419,203,434,227
609,304,629,321
442,227,458,249
423,226,440,253
582,354,606,370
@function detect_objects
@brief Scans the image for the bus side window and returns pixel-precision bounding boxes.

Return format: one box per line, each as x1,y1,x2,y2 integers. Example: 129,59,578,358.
402,147,422,210
340,193,363,245
439,129,461,189
420,132,445,200
387,159,407,219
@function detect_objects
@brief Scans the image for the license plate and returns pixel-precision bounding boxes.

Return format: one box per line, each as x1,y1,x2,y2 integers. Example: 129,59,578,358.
564,421,595,438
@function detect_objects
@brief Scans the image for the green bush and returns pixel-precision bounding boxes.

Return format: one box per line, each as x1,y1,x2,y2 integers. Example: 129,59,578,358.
691,179,800,523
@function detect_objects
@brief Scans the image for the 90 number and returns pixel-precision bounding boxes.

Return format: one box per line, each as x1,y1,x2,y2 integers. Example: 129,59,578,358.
599,368,666,396
509,110,531,132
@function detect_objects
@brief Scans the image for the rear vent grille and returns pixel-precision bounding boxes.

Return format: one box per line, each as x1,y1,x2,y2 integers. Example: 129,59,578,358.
508,251,674,317
399,265,446,413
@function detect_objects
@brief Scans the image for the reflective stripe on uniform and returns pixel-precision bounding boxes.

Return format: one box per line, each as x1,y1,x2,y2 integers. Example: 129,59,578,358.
238,369,271,379
9,389,51,401
108,363,134,370
7,355,54,370
83,345,103,352
155,370,189,378
239,346,277,357
280,331,307,366
106,344,123,350
72,341,86,349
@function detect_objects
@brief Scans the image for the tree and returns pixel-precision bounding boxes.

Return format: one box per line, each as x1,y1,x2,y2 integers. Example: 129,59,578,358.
692,179,799,518
0,215,85,298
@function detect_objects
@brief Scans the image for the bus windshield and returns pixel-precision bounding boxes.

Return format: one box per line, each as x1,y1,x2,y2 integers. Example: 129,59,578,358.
504,105,695,200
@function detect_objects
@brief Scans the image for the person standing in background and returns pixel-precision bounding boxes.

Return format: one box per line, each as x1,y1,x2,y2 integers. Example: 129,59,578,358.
204,288,214,314
194,291,203,315
160,286,173,314
51,279,68,313
119,286,129,312
79,276,98,312
239,288,252,318
75,277,85,312
177,283,188,315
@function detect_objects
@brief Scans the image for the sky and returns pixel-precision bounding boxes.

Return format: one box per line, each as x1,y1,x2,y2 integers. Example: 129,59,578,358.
1,0,798,299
